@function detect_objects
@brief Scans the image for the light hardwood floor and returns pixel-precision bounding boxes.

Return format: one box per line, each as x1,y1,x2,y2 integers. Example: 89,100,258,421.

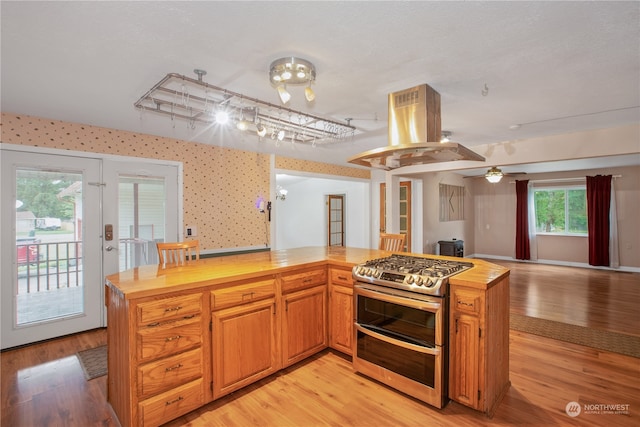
2,260,639,426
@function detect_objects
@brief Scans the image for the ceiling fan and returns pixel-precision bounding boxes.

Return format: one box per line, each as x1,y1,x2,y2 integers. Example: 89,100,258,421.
464,166,527,183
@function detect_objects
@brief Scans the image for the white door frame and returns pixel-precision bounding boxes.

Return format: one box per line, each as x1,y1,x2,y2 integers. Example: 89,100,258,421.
0,143,183,349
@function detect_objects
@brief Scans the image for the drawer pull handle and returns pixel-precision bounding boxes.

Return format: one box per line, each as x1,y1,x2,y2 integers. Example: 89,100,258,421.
147,322,160,327
337,275,348,280
165,306,182,312
165,335,181,342
165,396,184,406
242,292,255,299
458,300,474,307
303,278,313,283
165,363,183,372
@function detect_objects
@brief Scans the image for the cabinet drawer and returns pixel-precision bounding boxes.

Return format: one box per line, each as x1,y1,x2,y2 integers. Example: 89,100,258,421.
281,267,327,293
330,268,353,287
211,279,276,310
137,348,203,399
139,378,204,427
137,293,202,326
137,316,202,363
452,289,483,315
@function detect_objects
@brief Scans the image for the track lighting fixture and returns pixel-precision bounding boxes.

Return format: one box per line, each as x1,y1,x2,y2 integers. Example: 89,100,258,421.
269,57,316,104
134,70,355,145
215,110,229,125
277,85,291,104
256,123,267,137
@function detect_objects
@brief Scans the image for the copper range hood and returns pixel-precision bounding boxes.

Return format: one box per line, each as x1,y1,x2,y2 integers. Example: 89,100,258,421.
348,84,485,170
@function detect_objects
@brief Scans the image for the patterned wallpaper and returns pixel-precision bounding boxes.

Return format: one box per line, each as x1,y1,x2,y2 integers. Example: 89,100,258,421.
276,156,370,179
1,113,368,250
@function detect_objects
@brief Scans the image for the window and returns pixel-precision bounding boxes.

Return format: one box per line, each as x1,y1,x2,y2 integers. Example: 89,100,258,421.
534,186,587,235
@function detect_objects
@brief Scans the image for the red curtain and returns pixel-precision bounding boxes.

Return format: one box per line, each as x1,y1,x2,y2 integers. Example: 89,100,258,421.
515,180,530,260
586,175,612,266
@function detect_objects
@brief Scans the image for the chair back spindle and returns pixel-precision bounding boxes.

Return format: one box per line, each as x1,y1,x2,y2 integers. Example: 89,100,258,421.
379,233,406,252
157,240,200,266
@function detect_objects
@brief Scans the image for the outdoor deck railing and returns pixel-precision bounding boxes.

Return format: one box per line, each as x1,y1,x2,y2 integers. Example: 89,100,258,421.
16,238,159,294
16,241,82,294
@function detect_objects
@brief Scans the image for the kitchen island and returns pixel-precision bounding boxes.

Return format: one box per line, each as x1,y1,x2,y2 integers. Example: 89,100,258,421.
105,246,510,426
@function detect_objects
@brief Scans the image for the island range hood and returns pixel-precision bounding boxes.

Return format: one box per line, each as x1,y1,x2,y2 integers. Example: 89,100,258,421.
348,84,485,170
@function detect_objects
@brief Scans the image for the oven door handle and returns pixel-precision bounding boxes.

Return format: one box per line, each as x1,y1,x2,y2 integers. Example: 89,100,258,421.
355,285,442,311
355,323,441,356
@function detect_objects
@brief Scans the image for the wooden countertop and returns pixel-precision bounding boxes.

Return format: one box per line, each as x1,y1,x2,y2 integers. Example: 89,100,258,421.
105,246,509,299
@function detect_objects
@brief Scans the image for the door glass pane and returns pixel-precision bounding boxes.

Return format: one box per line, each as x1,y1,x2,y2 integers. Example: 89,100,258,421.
118,175,166,271
15,169,83,325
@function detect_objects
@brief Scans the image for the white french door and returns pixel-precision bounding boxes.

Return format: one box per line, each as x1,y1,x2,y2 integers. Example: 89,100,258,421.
102,160,180,275
1,147,180,349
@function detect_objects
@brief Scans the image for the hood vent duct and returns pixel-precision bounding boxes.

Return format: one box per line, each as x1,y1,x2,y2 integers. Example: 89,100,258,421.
348,84,485,170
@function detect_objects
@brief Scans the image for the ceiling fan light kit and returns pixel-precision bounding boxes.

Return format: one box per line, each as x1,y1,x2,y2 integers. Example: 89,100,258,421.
485,166,504,183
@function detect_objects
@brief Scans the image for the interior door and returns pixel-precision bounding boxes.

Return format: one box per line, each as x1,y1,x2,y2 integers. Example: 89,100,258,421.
1,150,103,349
102,160,180,274
327,194,345,246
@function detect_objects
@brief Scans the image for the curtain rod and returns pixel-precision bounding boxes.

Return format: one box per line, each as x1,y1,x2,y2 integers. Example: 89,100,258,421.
509,175,622,184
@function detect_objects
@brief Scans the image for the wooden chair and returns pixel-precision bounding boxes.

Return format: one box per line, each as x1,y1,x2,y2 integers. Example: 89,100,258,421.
379,233,406,252
156,240,200,266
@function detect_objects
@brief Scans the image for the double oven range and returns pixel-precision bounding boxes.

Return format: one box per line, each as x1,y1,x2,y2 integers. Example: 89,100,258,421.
352,254,473,408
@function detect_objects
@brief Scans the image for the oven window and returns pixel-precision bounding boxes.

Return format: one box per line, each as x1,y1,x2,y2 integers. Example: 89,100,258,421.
357,295,437,347
357,330,436,387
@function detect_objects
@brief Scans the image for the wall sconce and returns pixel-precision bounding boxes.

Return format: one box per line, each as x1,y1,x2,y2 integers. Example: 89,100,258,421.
276,186,288,201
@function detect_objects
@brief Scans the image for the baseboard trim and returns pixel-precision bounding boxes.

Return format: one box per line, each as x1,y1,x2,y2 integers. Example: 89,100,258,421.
468,253,640,274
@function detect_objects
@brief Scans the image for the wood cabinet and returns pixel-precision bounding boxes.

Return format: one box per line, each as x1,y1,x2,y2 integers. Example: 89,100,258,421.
449,276,510,417
106,290,207,427
328,267,354,355
211,279,278,398
281,267,328,367
105,248,510,426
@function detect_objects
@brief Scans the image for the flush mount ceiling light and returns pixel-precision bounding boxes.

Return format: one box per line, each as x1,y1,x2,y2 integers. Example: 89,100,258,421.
269,57,316,104
485,166,504,183
134,70,354,145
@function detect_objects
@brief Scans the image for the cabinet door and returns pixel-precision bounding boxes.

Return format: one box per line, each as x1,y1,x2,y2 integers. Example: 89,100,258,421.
329,285,353,355
212,298,278,398
282,285,327,367
449,313,480,409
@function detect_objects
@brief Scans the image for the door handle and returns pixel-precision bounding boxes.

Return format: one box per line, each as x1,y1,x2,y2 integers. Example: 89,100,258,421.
105,245,117,252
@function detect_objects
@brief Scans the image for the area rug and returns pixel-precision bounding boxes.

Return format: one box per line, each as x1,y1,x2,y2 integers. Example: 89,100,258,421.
76,345,107,380
510,313,640,358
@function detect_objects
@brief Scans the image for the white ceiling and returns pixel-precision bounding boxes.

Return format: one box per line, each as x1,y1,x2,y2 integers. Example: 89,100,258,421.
2,1,639,173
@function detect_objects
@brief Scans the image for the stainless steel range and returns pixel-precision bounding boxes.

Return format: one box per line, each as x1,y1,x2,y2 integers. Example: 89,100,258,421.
352,254,474,408
352,254,473,297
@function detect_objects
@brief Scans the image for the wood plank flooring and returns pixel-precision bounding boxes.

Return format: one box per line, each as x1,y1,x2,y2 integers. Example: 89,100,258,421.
2,261,639,426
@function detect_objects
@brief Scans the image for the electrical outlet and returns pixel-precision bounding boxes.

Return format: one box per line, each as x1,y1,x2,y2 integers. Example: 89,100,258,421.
186,226,197,237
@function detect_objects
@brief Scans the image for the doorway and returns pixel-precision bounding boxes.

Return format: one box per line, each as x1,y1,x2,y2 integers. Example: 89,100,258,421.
1,148,180,349
380,181,412,252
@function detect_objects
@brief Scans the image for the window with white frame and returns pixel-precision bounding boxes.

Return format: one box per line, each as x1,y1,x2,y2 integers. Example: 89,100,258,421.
534,185,587,235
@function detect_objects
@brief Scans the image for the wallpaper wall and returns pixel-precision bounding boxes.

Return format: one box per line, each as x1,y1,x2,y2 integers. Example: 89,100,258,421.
1,113,369,251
